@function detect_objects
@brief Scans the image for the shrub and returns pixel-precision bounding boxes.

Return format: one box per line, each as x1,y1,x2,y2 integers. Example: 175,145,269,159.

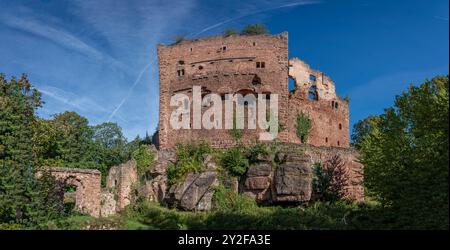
212,185,257,212
247,143,270,164
229,113,243,140
241,24,268,35
312,155,348,202
132,145,155,179
167,142,211,184
223,28,238,37
219,146,249,177
296,112,311,143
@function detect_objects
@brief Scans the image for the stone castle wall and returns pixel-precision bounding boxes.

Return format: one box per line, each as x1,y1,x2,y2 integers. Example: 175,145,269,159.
157,33,289,149
157,32,350,149
37,168,102,217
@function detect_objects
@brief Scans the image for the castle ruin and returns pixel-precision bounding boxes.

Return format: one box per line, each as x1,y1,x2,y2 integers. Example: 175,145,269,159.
37,32,363,218
157,32,349,149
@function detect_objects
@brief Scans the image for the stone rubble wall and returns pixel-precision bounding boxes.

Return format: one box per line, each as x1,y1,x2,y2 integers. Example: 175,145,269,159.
37,168,102,217
38,142,363,217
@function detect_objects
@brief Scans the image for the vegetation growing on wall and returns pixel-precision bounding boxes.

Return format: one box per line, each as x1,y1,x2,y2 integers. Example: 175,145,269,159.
219,146,249,177
132,145,156,180
296,112,311,143
229,112,243,140
166,142,211,184
241,24,269,35
223,28,238,37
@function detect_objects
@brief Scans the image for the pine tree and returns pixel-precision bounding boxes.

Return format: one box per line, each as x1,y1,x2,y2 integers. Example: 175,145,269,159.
0,74,62,227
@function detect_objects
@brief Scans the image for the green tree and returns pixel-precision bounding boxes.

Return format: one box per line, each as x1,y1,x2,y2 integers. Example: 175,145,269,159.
355,76,449,229
351,115,380,149
92,122,129,168
132,144,155,179
0,74,63,226
241,24,268,35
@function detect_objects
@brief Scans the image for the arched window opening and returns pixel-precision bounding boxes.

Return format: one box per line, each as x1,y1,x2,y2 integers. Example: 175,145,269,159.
339,123,342,130
325,137,328,143
288,77,296,93
308,85,318,101
337,141,340,146
252,75,262,85
334,102,339,109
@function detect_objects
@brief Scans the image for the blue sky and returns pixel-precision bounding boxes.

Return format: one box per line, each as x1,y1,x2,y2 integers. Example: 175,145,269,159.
0,0,448,140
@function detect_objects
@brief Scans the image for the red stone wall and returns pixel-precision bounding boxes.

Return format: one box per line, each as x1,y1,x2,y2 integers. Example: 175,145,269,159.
157,33,350,149
37,168,102,217
157,33,289,149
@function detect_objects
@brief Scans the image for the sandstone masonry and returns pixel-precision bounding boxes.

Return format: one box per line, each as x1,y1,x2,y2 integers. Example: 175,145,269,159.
157,32,349,149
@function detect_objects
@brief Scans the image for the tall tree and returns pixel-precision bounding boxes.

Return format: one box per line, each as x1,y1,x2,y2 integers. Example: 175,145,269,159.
354,76,449,229
0,74,62,226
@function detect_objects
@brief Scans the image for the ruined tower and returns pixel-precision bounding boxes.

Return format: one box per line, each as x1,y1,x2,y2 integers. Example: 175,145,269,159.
157,32,349,149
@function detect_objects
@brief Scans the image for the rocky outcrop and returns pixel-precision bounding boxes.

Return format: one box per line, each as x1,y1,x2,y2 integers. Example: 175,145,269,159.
273,152,313,202
137,149,175,203
166,171,218,211
242,162,273,203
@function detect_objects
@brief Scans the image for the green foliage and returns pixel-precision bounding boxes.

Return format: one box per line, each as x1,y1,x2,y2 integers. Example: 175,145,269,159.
351,115,380,149
296,112,311,143
132,145,155,179
246,143,271,164
312,156,347,202
355,75,449,229
219,146,249,177
212,185,257,212
223,28,238,37
167,142,211,184
229,112,243,140
109,199,406,230
33,114,131,185
241,24,269,35
0,74,64,227
92,122,129,167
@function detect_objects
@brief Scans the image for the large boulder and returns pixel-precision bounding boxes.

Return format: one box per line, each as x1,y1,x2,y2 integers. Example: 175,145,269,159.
166,171,218,211
242,162,273,203
273,153,312,202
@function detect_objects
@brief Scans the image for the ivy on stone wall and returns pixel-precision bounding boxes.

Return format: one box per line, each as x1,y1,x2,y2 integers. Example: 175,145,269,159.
296,112,311,143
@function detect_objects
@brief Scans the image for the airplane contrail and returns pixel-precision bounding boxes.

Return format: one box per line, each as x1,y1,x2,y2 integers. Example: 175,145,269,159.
107,60,155,122
108,1,319,121
188,1,320,37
